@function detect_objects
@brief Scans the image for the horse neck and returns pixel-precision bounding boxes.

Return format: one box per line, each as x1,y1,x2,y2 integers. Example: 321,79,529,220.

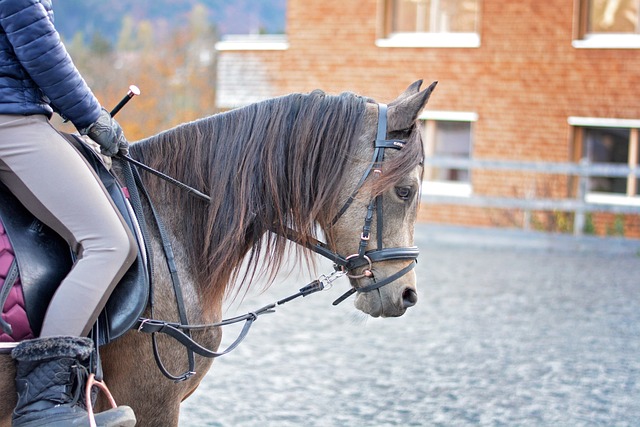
130,94,365,302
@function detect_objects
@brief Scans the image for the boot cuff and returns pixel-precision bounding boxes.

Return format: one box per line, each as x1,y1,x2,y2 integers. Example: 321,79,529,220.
12,336,93,362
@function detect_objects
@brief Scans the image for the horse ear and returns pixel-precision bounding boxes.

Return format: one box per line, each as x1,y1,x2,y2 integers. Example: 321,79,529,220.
387,81,437,131
389,80,424,106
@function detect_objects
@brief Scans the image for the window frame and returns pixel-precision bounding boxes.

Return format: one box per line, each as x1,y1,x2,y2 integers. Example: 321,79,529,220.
572,0,640,49
420,111,477,198
376,0,481,48
569,116,640,205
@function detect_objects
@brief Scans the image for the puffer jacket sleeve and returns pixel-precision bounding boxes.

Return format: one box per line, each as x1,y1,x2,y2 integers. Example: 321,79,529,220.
0,0,101,129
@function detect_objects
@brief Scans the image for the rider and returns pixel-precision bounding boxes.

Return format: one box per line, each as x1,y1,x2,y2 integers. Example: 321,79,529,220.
0,1,137,426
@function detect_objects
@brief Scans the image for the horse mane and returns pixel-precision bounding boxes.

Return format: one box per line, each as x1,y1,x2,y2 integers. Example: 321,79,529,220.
129,90,423,300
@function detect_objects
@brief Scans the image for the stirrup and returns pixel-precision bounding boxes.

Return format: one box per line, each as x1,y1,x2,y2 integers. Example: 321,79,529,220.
85,373,119,427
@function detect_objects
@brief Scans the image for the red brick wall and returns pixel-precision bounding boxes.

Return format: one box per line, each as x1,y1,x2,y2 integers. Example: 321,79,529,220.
218,0,640,237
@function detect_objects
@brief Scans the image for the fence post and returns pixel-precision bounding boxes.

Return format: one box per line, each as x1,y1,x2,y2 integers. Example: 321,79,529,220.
523,181,535,231
573,159,588,236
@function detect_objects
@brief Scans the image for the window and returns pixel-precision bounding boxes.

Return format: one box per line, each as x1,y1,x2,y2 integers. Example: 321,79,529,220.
573,0,640,48
377,0,481,48
420,112,476,197
569,117,640,204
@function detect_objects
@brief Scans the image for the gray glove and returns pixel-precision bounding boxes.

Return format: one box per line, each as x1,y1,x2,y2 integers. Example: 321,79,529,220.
80,108,129,157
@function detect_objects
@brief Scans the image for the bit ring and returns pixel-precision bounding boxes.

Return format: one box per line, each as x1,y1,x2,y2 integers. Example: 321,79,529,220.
342,254,373,279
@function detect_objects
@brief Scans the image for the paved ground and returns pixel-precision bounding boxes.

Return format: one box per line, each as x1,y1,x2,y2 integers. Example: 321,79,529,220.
180,225,640,426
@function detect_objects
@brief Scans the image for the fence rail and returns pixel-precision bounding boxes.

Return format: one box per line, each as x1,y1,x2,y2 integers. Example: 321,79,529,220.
423,157,640,177
422,157,640,235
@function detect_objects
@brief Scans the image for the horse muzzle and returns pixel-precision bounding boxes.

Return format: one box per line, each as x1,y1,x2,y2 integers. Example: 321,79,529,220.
351,261,418,317
332,246,419,307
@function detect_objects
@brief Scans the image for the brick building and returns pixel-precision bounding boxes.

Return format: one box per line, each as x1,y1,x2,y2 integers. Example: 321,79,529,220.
215,0,640,237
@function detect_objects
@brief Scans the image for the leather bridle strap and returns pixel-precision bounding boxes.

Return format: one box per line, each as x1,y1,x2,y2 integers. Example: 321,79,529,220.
331,260,417,306
121,160,197,382
279,228,419,270
331,104,404,225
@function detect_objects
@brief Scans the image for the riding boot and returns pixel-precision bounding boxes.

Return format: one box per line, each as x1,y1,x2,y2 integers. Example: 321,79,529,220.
11,336,136,427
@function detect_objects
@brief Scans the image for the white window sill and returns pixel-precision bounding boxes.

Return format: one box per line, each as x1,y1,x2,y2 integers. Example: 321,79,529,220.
568,116,640,128
216,35,289,51
586,192,640,207
419,111,478,122
572,34,640,49
422,181,472,197
376,32,480,48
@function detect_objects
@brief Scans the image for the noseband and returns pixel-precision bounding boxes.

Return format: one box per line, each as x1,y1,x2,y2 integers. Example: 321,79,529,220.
283,103,419,305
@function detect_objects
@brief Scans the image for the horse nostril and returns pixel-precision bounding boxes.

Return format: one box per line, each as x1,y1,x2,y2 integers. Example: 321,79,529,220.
402,288,418,308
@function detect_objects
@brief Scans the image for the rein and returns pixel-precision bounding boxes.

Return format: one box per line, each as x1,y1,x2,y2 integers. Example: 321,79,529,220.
119,102,418,381
119,157,344,382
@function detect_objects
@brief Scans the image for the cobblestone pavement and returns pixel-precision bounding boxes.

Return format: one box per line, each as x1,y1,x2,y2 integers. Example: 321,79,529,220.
180,225,640,426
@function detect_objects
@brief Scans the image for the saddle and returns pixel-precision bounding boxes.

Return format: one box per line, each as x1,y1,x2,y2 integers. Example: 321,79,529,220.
0,133,149,347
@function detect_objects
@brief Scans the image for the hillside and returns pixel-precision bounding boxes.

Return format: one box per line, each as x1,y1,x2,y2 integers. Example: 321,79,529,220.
53,0,286,43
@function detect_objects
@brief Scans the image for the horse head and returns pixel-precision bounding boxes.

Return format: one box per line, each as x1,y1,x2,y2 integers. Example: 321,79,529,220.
321,80,437,318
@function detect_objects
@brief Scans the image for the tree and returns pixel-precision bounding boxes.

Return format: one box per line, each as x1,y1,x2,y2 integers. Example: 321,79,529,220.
59,3,220,141
117,15,138,52
90,32,112,56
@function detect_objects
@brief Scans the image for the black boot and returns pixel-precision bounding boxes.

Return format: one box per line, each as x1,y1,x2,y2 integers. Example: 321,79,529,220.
11,336,136,427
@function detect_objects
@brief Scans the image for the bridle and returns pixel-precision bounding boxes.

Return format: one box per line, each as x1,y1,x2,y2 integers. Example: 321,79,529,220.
281,103,419,305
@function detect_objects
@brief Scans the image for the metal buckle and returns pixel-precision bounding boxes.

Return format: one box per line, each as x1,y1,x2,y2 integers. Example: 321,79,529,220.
342,254,373,279
317,269,346,291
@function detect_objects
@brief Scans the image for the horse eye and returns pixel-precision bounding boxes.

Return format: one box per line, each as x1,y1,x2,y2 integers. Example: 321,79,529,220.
395,186,412,200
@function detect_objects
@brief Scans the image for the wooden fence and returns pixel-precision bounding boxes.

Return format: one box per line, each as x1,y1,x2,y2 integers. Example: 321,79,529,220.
422,157,640,235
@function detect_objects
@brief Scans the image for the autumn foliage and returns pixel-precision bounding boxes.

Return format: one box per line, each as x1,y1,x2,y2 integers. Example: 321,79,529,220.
56,5,218,142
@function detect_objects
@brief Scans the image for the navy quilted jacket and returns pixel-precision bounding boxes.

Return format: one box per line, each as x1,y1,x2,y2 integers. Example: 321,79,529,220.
0,0,100,129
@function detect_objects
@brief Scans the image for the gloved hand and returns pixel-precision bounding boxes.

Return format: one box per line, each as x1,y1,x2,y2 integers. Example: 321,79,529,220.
79,108,129,157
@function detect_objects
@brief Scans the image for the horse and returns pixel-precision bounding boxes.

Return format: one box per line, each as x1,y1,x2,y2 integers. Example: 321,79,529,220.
0,80,436,426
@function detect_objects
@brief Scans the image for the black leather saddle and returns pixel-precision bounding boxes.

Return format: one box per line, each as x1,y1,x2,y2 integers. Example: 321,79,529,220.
0,133,149,346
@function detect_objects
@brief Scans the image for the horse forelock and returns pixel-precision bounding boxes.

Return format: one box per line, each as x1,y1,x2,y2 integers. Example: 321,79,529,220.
370,122,426,196
131,91,375,299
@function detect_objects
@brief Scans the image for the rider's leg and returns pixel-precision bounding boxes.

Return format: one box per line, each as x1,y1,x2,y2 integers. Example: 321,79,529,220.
0,114,136,337
0,114,137,426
